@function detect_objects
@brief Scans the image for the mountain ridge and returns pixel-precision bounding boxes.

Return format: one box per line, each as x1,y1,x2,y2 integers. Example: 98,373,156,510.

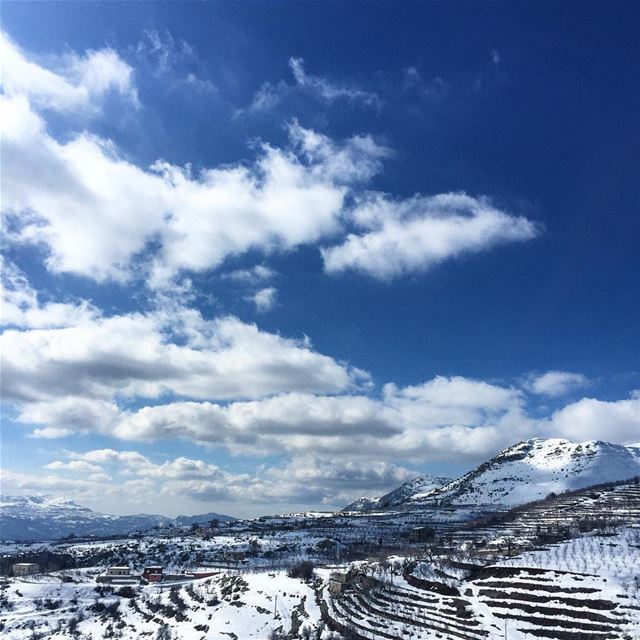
0,494,235,541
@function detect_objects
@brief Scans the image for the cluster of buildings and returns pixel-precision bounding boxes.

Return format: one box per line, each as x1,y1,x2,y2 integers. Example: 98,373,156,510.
96,565,164,585
96,565,219,585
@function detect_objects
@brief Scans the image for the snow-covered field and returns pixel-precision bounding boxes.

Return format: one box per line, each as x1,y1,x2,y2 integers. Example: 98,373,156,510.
0,570,323,639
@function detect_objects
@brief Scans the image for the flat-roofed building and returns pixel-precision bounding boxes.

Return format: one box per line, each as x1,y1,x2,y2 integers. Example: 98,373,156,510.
12,563,39,577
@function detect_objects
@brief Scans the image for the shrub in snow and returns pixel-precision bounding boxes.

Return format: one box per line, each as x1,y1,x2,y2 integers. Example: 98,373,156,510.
155,624,172,640
287,560,315,581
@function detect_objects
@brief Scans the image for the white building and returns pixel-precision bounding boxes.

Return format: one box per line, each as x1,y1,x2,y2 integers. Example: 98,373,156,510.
96,566,141,585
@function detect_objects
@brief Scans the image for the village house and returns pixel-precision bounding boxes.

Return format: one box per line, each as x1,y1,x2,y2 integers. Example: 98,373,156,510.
96,566,142,585
223,549,250,563
12,563,39,577
142,565,164,583
328,571,349,595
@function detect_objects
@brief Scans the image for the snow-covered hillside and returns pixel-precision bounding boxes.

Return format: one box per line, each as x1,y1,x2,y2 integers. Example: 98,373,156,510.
0,495,234,542
343,475,451,512
351,438,640,511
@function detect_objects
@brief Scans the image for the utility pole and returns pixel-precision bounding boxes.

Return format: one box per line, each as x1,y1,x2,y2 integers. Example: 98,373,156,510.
274,593,278,618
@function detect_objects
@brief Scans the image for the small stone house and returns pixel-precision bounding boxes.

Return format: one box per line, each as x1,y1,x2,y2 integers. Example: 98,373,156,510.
328,571,349,595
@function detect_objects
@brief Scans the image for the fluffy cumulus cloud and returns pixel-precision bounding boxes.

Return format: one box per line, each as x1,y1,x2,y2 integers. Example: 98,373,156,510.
1,89,386,283
12,365,640,465
323,193,540,280
526,370,590,397
1,309,364,406
6,385,638,514
546,394,640,443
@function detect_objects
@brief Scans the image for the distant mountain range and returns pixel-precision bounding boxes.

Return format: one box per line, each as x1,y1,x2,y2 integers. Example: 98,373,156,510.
343,438,640,512
0,495,235,541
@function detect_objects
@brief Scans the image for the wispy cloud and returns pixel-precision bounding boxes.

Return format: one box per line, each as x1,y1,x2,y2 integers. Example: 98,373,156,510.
288,57,379,108
238,56,379,115
135,29,217,94
223,264,277,284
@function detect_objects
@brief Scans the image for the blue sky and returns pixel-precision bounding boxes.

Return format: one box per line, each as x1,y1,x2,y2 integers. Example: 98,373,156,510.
1,2,639,518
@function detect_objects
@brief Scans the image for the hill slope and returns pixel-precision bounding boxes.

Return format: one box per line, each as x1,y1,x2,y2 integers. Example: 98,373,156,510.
342,475,452,512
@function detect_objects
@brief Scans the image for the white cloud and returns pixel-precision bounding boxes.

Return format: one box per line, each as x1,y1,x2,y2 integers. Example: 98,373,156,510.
322,192,540,280
1,448,416,514
0,258,98,329
14,369,637,466
526,370,589,397
1,92,386,283
12,374,526,462
2,35,537,289
4,387,639,515
249,287,277,312
44,460,104,474
546,394,640,443
0,31,138,113
2,310,363,405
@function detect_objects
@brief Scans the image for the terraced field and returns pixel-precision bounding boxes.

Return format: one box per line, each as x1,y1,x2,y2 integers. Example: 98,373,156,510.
321,575,490,640
320,564,634,640
469,566,632,639
457,480,640,543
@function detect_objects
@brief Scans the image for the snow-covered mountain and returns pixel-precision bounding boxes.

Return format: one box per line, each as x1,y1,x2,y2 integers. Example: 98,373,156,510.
341,496,383,512
342,475,452,512
0,495,235,541
347,439,640,512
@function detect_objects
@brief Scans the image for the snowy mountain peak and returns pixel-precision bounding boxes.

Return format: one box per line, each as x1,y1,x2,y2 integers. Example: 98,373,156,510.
410,438,640,508
345,438,640,512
